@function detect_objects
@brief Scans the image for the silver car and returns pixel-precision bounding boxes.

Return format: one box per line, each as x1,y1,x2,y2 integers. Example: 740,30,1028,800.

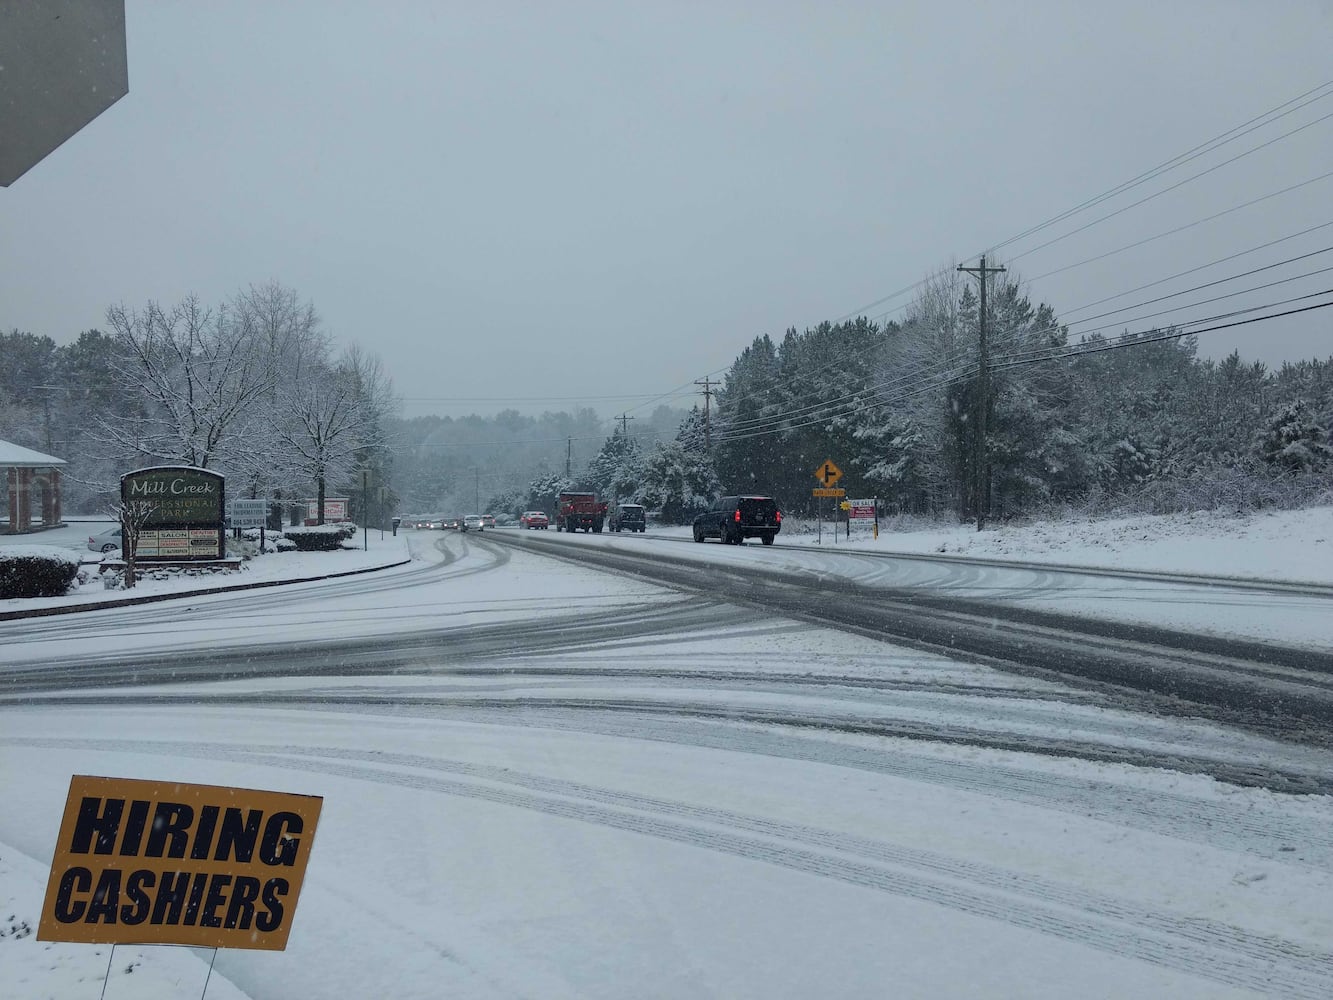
87,525,122,553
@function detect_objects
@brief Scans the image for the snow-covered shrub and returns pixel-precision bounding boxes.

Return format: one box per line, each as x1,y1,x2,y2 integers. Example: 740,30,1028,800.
1255,400,1333,473
273,536,297,552
225,535,259,559
282,524,349,551
0,546,81,599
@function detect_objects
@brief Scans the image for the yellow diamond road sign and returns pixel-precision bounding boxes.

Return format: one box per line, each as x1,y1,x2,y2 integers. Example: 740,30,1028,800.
814,459,843,488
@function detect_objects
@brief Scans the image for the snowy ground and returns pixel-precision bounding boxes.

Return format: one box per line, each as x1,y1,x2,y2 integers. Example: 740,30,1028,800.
2,530,1332,998
508,510,1333,651
654,504,1333,584
0,526,411,617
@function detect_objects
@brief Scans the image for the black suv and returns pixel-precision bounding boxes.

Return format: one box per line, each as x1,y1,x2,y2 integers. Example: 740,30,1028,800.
609,503,647,532
693,495,782,545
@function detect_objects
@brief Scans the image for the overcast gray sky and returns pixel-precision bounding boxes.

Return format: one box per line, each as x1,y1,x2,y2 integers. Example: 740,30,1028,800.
2,0,1331,419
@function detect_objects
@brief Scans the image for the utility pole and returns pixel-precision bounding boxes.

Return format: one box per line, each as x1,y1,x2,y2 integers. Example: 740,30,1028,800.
32,385,63,455
565,437,572,478
957,255,1006,532
694,377,716,449
616,413,635,436
474,468,480,511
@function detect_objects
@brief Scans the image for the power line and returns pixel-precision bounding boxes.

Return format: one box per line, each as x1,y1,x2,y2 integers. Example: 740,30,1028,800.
711,297,1333,446
714,266,1333,444
1024,179,1333,286
825,80,1333,328
983,80,1333,258
1004,109,1333,267
619,80,1333,441
989,298,1333,373
399,391,694,403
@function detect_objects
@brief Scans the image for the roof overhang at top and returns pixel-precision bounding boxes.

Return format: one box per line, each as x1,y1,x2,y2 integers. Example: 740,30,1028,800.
0,439,67,468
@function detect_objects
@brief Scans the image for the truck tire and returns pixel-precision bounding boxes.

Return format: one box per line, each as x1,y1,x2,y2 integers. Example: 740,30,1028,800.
693,524,705,543
761,533,775,545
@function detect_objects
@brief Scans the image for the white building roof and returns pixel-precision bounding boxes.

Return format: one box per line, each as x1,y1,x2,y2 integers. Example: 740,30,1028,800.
0,439,67,468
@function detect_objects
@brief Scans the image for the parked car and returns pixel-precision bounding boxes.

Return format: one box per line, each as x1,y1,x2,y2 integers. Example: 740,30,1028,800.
87,525,122,553
463,514,485,532
693,495,782,545
608,503,647,532
519,510,549,529
482,514,496,528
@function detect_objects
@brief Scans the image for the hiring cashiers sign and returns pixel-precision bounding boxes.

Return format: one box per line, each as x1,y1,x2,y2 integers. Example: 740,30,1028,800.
39,776,322,950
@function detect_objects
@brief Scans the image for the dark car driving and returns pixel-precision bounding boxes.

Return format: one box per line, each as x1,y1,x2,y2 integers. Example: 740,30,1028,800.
608,503,647,532
693,495,782,545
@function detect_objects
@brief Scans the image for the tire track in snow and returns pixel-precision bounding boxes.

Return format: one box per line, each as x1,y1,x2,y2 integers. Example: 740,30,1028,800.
10,734,1325,999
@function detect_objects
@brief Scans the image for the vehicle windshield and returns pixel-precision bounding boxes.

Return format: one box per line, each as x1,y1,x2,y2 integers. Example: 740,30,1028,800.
2,6,1330,999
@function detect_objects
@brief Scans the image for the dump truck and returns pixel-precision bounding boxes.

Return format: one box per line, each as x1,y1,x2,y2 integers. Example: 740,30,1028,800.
555,491,607,533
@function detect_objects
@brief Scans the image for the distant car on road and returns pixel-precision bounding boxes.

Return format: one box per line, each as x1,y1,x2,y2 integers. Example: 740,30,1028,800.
519,510,549,530
482,514,496,528
693,495,782,545
87,526,122,553
608,503,646,533
462,514,485,532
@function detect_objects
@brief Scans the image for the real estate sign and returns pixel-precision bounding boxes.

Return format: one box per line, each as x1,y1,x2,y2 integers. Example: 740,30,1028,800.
228,498,269,529
120,466,225,560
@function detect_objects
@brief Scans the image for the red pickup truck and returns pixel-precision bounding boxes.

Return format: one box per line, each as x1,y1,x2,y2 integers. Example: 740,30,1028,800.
555,491,607,533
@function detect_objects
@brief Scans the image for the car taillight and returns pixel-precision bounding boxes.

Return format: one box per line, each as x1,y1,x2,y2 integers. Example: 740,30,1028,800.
775,511,782,523
733,509,741,522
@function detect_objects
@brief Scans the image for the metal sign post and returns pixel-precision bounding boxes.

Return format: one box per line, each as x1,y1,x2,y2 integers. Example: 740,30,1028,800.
361,470,370,551
812,460,844,546
812,487,846,545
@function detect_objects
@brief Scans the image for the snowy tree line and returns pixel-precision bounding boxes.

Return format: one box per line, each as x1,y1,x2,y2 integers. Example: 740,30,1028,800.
712,271,1332,521
0,282,393,520
521,268,1332,524
389,405,688,517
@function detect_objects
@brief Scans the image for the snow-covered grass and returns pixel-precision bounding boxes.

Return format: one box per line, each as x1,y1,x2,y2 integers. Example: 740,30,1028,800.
656,504,1333,584
0,531,411,616
0,844,249,1000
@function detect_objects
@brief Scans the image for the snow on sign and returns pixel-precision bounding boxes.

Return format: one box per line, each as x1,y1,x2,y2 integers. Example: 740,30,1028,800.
122,466,226,561
39,775,322,951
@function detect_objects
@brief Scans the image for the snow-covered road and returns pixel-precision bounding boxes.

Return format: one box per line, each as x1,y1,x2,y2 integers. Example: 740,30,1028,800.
500,525,1333,651
2,530,1332,998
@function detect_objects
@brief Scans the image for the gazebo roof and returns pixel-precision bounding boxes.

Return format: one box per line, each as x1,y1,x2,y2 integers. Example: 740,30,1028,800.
0,438,67,468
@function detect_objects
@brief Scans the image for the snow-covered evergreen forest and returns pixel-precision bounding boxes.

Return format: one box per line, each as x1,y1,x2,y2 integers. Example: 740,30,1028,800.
496,271,1332,523
4,274,1330,525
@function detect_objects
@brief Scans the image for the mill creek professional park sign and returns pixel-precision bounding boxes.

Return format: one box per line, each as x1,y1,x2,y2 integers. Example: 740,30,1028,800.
121,466,226,560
